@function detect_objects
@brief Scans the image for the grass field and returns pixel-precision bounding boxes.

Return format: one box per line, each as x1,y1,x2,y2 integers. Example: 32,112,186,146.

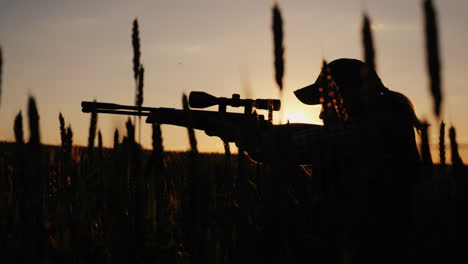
0,134,467,263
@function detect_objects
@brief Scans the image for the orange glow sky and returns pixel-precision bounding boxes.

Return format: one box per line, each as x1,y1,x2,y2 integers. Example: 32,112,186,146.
1,0,468,161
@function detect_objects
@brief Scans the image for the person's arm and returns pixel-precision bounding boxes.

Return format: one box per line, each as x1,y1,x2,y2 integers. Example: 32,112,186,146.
238,123,327,165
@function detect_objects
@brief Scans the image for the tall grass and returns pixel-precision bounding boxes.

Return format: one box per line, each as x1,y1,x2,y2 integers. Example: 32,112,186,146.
152,123,164,169
137,65,144,141
26,96,46,259
132,19,141,82
87,103,98,151
14,111,23,144
65,125,73,155
183,94,198,154
28,96,40,146
114,128,119,149
439,121,446,166
151,122,165,231
224,141,231,168
125,117,135,143
318,59,349,124
59,113,66,148
272,4,284,92
133,19,144,143
449,126,463,167
362,14,376,71
0,46,2,106
98,130,103,155
136,65,144,109
423,0,443,118
420,122,433,166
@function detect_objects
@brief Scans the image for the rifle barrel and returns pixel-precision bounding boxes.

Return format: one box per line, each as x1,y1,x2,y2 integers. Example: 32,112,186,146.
83,109,150,116
81,101,158,112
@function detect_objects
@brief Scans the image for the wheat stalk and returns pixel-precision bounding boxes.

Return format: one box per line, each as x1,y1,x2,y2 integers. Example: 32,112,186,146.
439,121,445,166
449,126,463,167
183,94,198,153
132,19,144,143
87,102,98,150
362,13,376,71
0,46,3,106
28,96,40,146
59,113,66,149
97,130,103,158
66,125,73,154
224,141,231,160
26,96,45,255
132,19,141,81
420,122,433,166
152,123,164,170
125,117,135,143
318,60,348,124
136,65,144,109
182,93,200,256
98,130,103,152
114,128,119,150
152,124,163,152
14,111,24,144
136,65,144,143
423,0,443,118
272,3,285,91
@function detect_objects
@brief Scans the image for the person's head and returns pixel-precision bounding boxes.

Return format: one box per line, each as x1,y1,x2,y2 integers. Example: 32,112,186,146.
295,58,423,129
295,59,384,121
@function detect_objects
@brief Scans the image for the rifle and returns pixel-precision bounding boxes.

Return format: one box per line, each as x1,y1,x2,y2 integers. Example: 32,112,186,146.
82,92,280,141
82,91,323,164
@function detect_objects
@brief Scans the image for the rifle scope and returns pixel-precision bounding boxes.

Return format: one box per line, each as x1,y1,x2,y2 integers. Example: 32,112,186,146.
188,91,281,111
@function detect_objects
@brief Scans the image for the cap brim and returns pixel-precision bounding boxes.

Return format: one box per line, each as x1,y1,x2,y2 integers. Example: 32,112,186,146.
294,83,321,105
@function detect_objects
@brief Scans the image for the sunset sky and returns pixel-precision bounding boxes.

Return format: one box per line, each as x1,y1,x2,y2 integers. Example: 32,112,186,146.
1,0,467,160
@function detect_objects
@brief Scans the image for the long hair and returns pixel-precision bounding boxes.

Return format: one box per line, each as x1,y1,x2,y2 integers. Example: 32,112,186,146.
383,88,426,132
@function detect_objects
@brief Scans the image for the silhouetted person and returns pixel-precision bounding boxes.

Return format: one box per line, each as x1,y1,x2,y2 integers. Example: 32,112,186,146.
296,58,423,264
242,58,423,264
